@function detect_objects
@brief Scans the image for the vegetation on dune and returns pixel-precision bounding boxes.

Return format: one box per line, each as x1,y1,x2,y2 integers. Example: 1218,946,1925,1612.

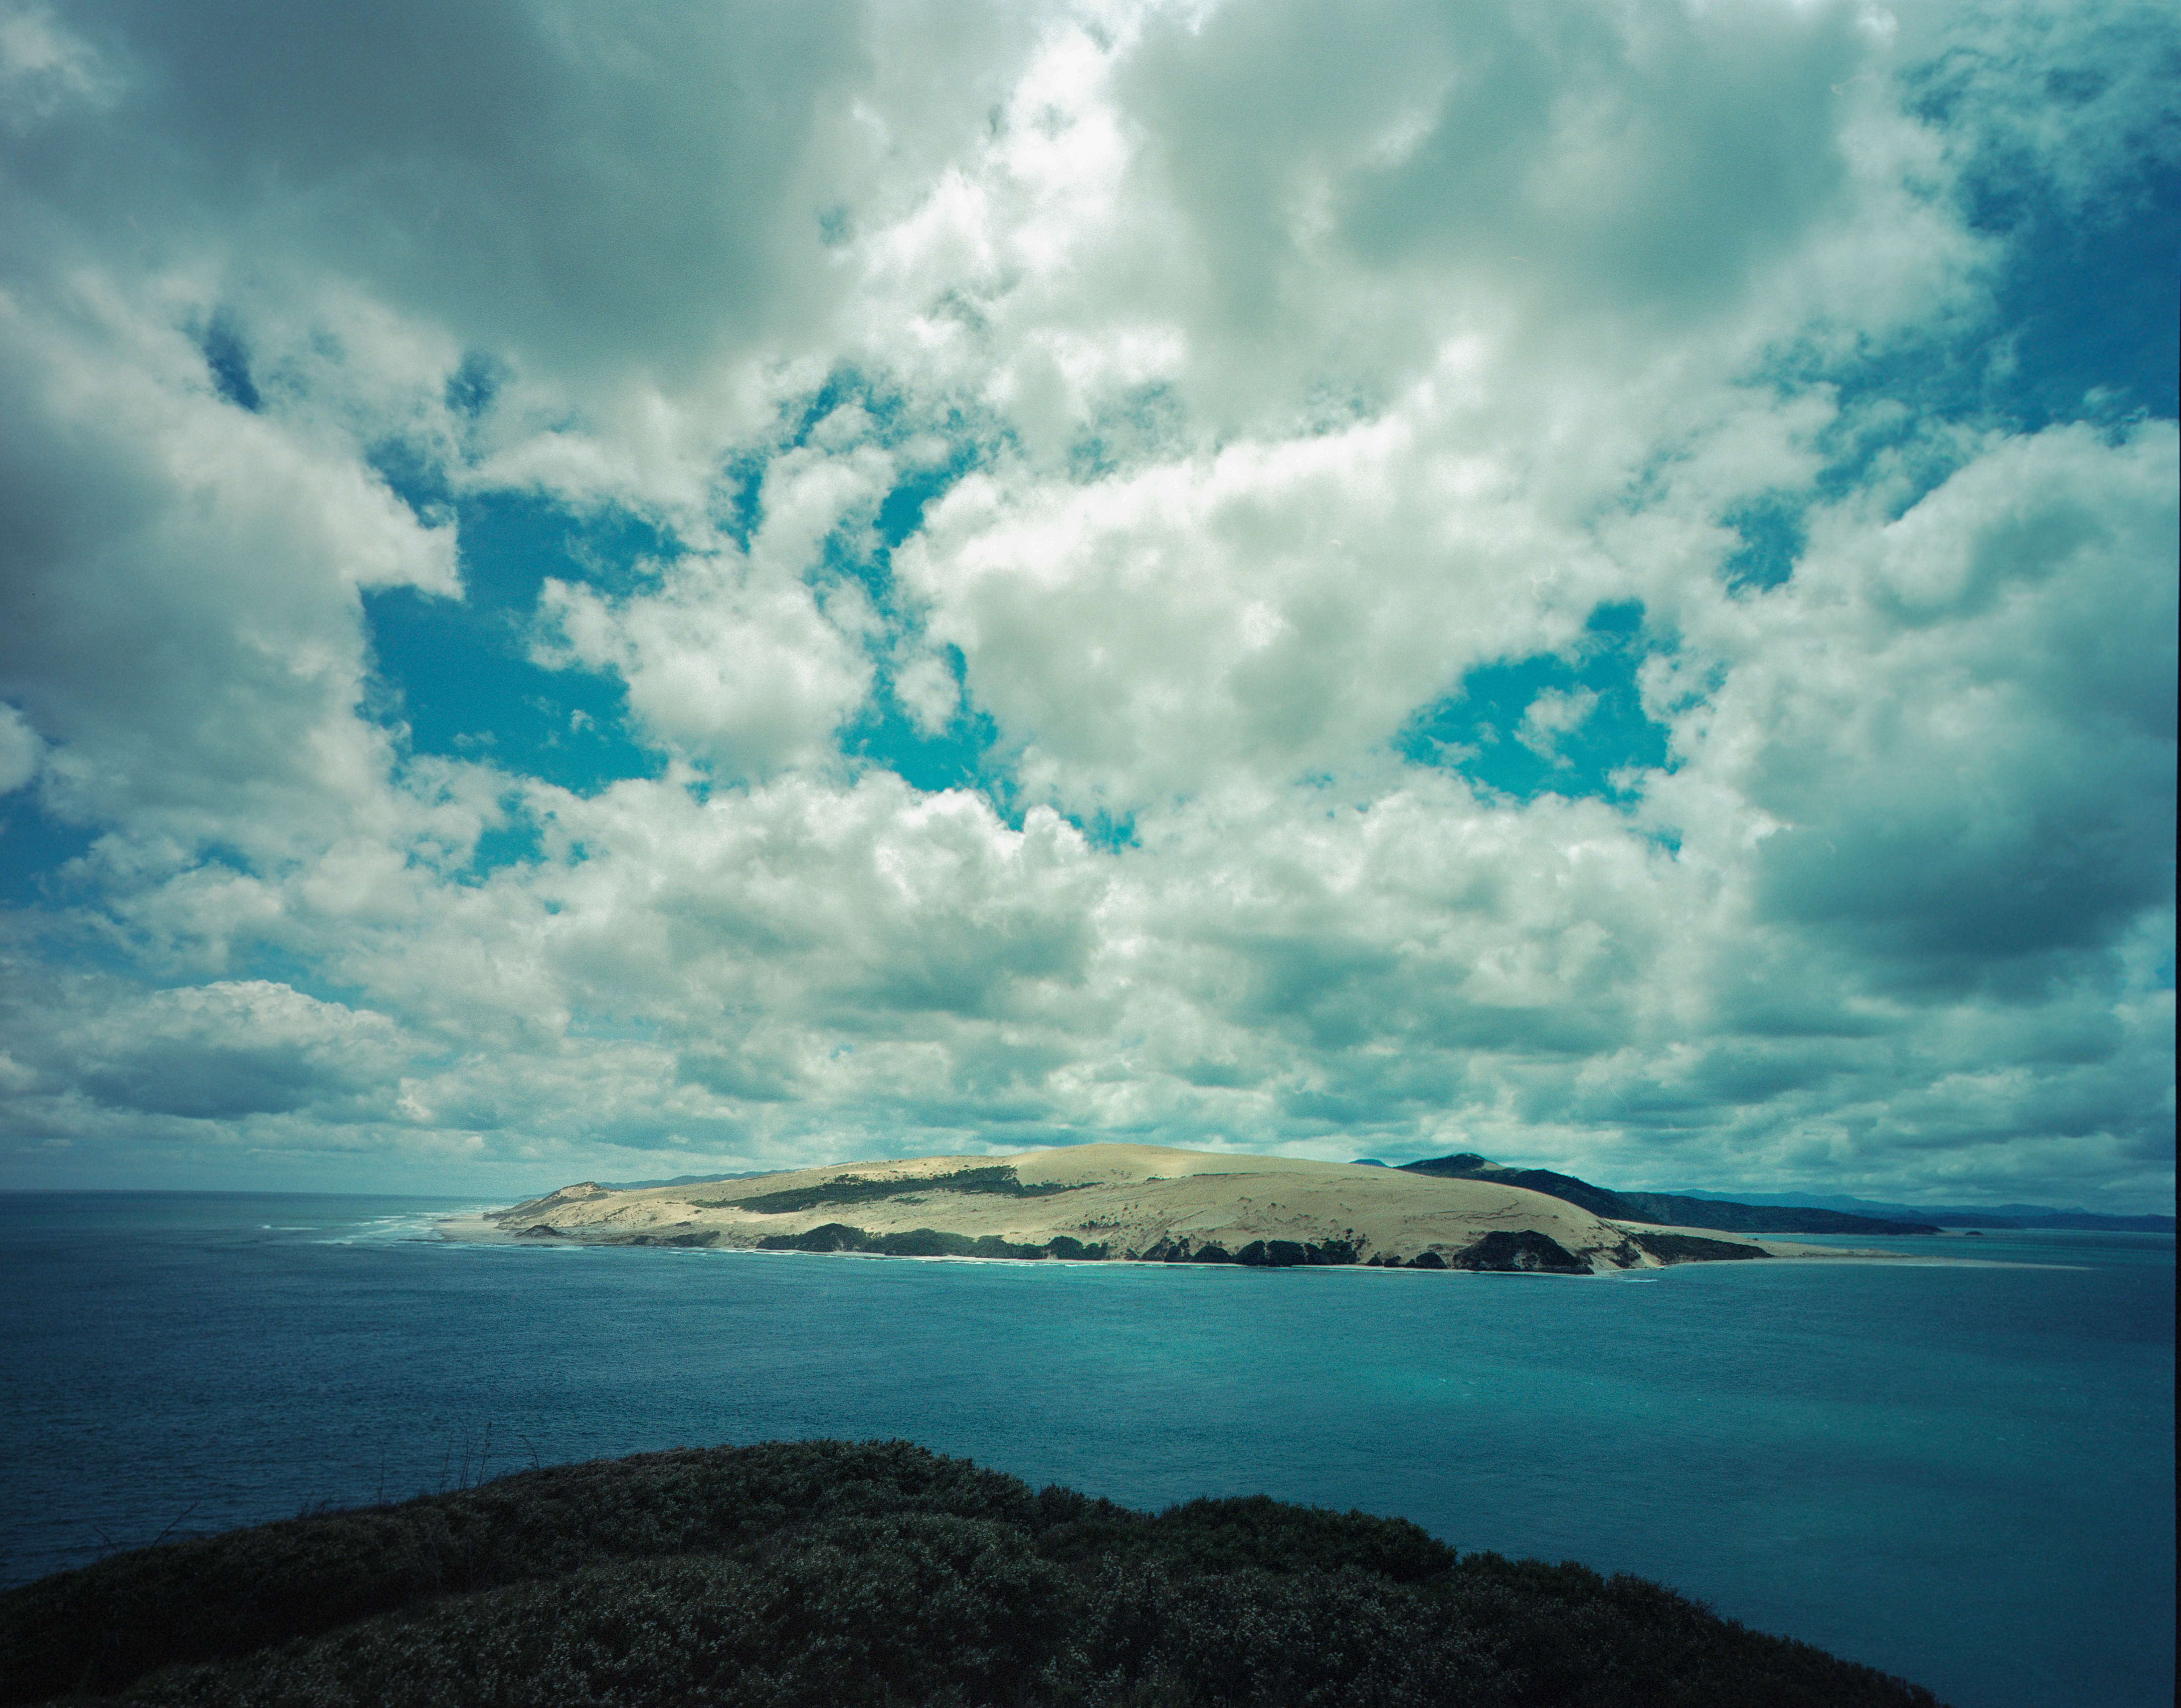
751,1225,1108,1261
1444,1231,1590,1275
1627,1232,1766,1263
0,1441,1946,1708
695,1167,1080,1217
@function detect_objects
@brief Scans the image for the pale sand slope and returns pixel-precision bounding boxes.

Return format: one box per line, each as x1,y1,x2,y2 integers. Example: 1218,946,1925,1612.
465,1144,1805,1272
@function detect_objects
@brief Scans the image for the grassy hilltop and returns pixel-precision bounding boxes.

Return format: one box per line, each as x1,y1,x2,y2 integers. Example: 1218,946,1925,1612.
0,1440,1944,1708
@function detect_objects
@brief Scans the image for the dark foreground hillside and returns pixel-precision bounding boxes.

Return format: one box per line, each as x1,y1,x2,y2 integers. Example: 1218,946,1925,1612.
1,1441,1944,1708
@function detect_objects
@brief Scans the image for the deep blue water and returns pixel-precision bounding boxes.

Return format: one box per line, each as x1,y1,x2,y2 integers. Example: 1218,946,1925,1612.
0,1195,2170,1708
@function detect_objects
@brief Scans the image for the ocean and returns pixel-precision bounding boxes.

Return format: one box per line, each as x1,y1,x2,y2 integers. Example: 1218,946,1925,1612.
0,1193,2170,1708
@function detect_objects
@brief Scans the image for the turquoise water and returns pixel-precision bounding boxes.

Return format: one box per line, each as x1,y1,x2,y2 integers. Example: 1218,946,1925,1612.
0,1195,2170,1708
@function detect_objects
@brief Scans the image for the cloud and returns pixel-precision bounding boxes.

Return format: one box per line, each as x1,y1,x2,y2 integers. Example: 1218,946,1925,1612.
0,0,2171,1208
0,964,405,1125
16,2,851,373
0,284,457,859
0,2,117,132
1639,421,2176,985
73,981,400,1120
540,551,874,781
0,703,40,794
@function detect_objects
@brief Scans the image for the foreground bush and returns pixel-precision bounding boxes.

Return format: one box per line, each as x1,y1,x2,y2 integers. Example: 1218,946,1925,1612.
0,1441,1944,1708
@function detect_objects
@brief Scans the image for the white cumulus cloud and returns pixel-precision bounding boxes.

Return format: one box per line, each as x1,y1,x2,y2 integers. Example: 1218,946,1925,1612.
0,0,2170,1209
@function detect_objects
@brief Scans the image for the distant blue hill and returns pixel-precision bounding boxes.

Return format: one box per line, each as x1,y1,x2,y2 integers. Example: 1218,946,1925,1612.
1371,1156,2172,1233
1388,1155,1942,1235
1655,1188,2173,1233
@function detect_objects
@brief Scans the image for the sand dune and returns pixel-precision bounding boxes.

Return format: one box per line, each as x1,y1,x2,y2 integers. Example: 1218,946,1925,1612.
470,1144,1796,1273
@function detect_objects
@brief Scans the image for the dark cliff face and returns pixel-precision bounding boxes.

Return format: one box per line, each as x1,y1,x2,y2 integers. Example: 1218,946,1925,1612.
1139,1236,1361,1267
507,1191,1788,1275
0,1440,1949,1708
1136,1233,1600,1274
1236,1238,1308,1267
553,1225,1624,1275
511,1213,1776,1277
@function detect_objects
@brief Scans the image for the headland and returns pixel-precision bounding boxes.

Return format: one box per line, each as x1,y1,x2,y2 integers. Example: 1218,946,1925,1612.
448,1143,1914,1273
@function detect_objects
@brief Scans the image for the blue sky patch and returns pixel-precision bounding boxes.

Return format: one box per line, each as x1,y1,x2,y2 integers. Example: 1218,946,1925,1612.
199,312,261,412
362,586,658,794
470,801,544,879
710,379,1000,799
457,490,673,605
361,487,676,795
0,794,99,908
1976,161,2180,430
1067,807,1140,852
1729,129,2178,565
1901,34,2180,430
368,394,997,806
838,441,980,611
1400,603,1672,802
714,449,768,551
842,647,1001,799
792,383,982,614
708,371,983,596
368,437,452,519
443,352,504,419
877,458,964,551
1720,495,1806,593
790,370,890,442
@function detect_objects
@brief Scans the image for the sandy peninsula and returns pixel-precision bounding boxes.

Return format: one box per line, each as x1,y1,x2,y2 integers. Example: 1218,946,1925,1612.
448,1143,1873,1274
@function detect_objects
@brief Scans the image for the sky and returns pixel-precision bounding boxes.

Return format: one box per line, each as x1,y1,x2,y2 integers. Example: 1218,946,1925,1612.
0,0,2172,1209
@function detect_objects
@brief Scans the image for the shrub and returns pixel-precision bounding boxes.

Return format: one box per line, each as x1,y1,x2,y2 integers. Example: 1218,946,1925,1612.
1445,1232,1590,1274
0,1442,1947,1708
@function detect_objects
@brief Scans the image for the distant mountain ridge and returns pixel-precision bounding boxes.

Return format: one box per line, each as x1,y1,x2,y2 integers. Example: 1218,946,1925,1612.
1654,1187,2174,1233
1388,1155,1945,1236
